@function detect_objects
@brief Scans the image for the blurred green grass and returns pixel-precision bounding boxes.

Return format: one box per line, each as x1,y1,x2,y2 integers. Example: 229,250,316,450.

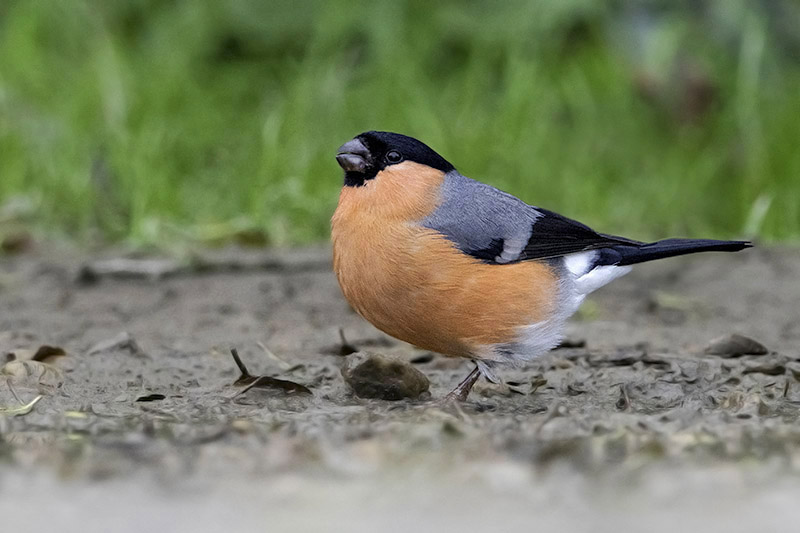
1,0,798,246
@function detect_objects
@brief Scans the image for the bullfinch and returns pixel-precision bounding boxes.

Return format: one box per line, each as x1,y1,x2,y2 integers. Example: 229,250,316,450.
332,131,750,401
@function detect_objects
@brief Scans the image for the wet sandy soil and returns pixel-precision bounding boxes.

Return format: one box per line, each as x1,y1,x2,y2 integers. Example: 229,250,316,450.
0,245,799,531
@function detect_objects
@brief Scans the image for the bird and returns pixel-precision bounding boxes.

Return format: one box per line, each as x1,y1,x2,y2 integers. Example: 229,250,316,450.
331,131,751,402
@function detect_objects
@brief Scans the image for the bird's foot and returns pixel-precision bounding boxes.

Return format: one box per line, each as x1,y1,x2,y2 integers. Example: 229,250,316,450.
441,365,482,403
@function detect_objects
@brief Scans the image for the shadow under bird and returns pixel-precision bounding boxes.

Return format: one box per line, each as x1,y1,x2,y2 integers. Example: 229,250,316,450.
331,131,751,401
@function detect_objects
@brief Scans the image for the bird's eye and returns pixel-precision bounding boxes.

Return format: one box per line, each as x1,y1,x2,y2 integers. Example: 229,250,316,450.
385,151,403,164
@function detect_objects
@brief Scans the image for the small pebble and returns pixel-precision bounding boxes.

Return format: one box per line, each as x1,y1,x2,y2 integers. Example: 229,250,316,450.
704,333,768,357
88,332,147,358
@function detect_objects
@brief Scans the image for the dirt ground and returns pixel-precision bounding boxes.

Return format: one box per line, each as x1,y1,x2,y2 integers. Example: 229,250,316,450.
1,244,799,532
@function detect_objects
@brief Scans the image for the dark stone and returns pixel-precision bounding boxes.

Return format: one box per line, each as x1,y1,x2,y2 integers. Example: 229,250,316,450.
342,352,430,400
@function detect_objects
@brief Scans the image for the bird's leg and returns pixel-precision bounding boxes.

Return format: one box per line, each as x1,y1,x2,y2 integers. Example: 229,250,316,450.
443,364,482,402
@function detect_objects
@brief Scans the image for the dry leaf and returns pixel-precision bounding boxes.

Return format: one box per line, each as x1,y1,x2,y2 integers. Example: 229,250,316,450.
32,345,67,362
135,393,166,402
228,348,312,396
1,359,64,390
237,376,312,396
5,344,67,363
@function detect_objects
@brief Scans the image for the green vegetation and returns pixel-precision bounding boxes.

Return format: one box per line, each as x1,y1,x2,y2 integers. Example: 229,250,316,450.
1,0,799,246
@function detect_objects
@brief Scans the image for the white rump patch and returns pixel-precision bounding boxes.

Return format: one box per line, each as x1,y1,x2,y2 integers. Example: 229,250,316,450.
563,251,597,277
563,251,631,295
574,264,631,295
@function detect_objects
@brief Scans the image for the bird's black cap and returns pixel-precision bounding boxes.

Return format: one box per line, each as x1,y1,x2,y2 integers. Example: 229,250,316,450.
336,131,455,187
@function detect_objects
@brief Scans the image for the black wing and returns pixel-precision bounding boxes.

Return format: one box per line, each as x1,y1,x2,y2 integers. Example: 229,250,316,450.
514,208,642,262
514,208,749,266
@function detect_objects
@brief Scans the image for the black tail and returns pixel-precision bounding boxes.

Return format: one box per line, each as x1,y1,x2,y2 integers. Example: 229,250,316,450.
597,238,752,267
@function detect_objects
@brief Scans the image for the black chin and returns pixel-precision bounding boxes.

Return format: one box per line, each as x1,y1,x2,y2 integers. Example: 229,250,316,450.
343,171,373,187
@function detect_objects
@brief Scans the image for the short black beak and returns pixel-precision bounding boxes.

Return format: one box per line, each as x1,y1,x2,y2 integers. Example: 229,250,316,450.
336,138,370,173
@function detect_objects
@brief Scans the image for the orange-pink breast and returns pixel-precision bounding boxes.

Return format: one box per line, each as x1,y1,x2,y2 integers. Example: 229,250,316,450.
331,162,558,359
